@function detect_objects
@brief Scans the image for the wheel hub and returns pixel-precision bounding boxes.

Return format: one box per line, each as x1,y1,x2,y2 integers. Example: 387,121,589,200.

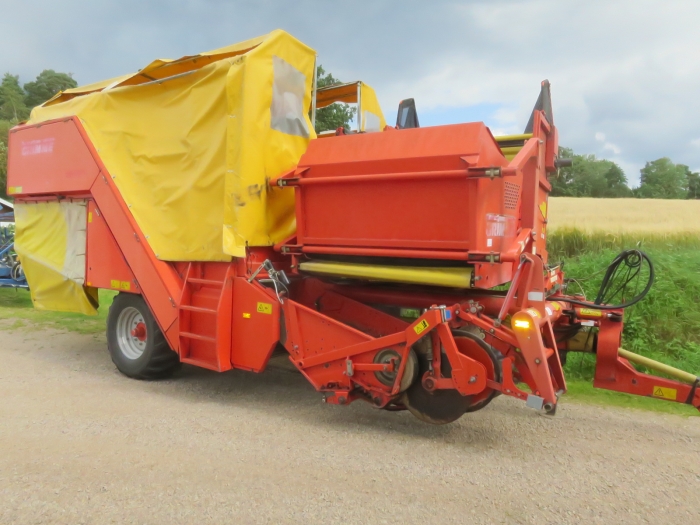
116,306,147,360
373,349,418,393
130,322,147,341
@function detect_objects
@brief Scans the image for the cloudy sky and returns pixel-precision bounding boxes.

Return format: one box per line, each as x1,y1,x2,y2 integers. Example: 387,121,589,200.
2,0,698,185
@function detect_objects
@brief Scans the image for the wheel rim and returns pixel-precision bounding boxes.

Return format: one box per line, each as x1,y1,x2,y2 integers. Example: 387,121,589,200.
116,306,147,360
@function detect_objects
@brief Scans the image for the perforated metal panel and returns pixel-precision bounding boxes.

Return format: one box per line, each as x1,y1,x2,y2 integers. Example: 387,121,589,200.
504,182,520,210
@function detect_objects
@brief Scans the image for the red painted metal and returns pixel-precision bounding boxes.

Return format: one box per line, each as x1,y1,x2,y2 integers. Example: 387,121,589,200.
8,92,699,420
86,200,138,293
7,119,100,196
230,277,280,372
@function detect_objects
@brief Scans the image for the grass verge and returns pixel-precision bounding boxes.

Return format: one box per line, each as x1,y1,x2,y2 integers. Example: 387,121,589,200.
562,380,698,416
0,287,116,334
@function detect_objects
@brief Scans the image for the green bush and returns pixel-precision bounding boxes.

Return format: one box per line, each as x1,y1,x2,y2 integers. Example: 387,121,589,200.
549,229,700,379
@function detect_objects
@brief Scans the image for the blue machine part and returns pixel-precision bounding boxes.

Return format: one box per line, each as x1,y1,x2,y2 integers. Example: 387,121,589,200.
0,221,28,289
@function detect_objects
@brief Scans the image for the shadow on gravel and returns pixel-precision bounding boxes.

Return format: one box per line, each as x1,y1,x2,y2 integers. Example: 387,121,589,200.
14,328,513,446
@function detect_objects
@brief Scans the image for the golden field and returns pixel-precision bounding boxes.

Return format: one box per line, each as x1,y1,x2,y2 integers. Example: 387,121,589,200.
548,198,700,233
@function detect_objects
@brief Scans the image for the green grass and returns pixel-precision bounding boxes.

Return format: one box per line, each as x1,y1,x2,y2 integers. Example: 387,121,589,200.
549,229,700,376
548,229,700,416
563,380,698,416
0,287,116,334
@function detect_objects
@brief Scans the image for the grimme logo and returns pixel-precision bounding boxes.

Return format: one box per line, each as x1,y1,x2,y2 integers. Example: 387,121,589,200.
21,138,55,156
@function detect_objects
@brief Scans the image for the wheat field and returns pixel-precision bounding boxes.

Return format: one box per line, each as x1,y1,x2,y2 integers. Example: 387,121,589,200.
548,198,700,233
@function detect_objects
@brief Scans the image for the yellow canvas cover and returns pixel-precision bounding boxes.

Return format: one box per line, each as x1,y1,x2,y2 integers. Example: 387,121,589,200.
315,81,386,132
14,200,98,315
359,83,386,132
28,30,316,260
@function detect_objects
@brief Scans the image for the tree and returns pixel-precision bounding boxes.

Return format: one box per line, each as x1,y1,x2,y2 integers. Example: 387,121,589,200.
0,73,29,121
636,158,688,199
23,69,77,108
603,163,633,197
686,168,700,199
314,65,356,133
0,119,11,199
551,146,631,197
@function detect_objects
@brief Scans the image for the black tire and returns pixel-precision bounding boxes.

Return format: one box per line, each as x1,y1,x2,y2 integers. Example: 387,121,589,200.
107,293,180,379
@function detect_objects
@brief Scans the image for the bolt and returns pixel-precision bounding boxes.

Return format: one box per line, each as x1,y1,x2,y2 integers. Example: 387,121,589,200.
469,376,477,383
424,377,435,390
534,358,541,364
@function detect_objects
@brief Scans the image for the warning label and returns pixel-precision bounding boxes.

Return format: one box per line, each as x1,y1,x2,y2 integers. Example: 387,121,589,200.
257,302,273,315
652,386,677,400
413,319,430,335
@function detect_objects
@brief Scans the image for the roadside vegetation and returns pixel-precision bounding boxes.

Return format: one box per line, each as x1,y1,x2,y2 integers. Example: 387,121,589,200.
0,288,115,334
548,224,700,415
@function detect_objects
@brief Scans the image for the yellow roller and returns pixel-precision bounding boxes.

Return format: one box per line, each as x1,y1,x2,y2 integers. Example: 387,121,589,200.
299,260,473,288
494,135,532,161
618,348,699,385
495,133,533,143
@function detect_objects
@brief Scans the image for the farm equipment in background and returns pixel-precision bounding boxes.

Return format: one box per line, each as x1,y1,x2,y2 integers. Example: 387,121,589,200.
0,199,27,289
5,30,699,424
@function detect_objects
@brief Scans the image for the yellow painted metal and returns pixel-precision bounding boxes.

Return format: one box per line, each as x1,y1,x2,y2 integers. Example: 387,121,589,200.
499,146,523,156
618,348,698,385
299,260,472,288
494,133,533,143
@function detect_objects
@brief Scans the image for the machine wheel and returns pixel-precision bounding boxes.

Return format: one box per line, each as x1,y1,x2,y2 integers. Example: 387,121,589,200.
107,293,180,379
402,334,473,425
373,348,419,392
452,330,503,413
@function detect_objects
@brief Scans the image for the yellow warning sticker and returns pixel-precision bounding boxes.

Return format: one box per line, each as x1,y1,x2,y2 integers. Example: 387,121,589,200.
652,386,677,400
539,201,547,219
88,212,93,223
579,308,603,317
8,186,22,194
413,319,430,335
111,280,131,291
242,313,251,319
257,302,273,315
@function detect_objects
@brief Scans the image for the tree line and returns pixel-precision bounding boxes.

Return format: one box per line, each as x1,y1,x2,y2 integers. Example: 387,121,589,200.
0,66,698,200
552,147,699,199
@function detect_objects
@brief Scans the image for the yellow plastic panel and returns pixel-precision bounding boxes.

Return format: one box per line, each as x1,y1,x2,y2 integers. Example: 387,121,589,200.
14,201,98,315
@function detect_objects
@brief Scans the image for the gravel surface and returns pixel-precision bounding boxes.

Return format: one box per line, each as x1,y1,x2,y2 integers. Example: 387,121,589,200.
1,323,698,524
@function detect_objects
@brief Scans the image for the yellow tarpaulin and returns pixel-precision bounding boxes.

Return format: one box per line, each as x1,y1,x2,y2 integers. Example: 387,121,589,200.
359,83,386,132
28,30,317,261
14,200,98,315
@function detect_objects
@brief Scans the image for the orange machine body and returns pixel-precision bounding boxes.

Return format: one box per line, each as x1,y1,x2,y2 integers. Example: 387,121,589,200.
7,90,698,420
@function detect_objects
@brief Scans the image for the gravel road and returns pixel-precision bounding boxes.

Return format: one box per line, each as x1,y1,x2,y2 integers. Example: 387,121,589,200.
1,322,698,524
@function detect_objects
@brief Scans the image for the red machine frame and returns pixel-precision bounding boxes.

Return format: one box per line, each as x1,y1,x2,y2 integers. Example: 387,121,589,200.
7,84,699,422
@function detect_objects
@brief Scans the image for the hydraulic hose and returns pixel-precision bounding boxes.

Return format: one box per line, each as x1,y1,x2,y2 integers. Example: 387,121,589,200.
564,249,654,311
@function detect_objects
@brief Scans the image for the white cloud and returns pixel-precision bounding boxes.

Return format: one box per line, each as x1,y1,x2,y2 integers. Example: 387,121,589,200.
1,0,698,187
603,142,622,155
